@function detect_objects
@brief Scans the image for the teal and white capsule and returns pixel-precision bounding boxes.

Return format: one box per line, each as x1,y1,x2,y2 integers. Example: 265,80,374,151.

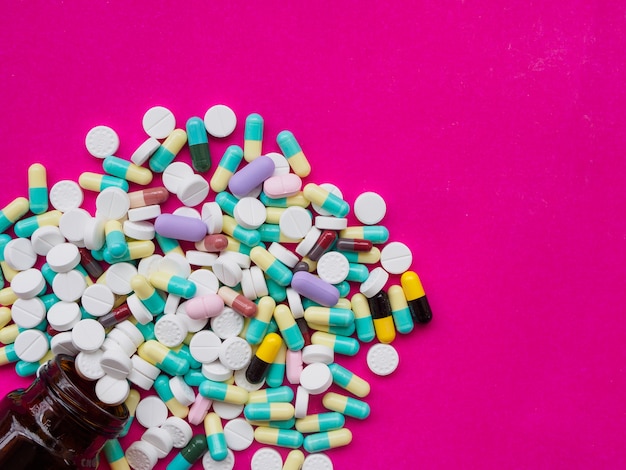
204,412,228,461
40,293,60,311
254,427,303,449
327,363,370,397
186,116,211,173
105,220,128,259
247,385,294,403
246,296,276,345
339,226,389,244
351,293,375,343
244,113,264,162
346,263,369,283
304,307,354,328
244,402,295,421
222,215,260,247
215,192,237,217
274,305,305,351
149,129,187,173
210,144,244,193
250,246,293,287
138,340,190,377
0,197,29,234
323,392,370,419
257,223,301,243
295,412,345,433
28,163,48,214
14,210,62,238
103,438,129,470
303,428,352,453
149,272,196,299
276,130,311,177
79,172,129,192
388,284,415,334
131,274,165,315
266,341,286,387
259,191,310,208
311,331,359,356
199,380,249,405
103,156,153,185
155,233,185,256
303,183,349,218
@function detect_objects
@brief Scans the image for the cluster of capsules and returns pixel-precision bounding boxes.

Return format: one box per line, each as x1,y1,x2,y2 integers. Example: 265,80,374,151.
0,104,432,470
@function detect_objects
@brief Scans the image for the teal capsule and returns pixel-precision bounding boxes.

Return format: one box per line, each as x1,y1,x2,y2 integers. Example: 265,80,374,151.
215,192,237,216
15,359,41,377
79,173,129,192
244,403,294,421
331,281,349,298
210,145,244,192
91,248,105,261
186,117,211,173
138,340,189,377
155,233,184,255
266,318,279,334
166,434,207,470
346,263,369,283
388,285,415,334
255,427,303,448
246,317,270,345
40,263,57,286
248,417,296,429
184,369,205,387
39,293,60,311
28,164,48,215
149,272,196,299
341,226,389,244
133,320,155,341
103,156,153,185
231,224,260,247
103,439,127,466
266,278,287,303
154,374,176,402
303,429,352,453
260,191,289,208
243,113,264,161
175,344,201,370
248,385,294,403
105,223,128,259
0,234,11,262
323,392,370,419
309,322,355,337
14,211,61,238
304,307,354,328
149,129,187,173
313,332,359,356
355,317,375,343
257,223,300,243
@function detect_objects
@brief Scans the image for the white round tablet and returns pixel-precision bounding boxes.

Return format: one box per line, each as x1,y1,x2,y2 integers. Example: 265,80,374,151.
312,183,343,216
71,319,105,352
360,266,389,298
212,257,243,287
250,266,268,297
380,241,413,274
46,242,80,273
286,288,304,319
240,268,256,300
201,202,223,234
141,426,174,459
128,205,162,222
11,268,45,299
14,329,48,362
4,238,37,271
268,242,299,268
136,396,169,428
154,314,188,348
163,294,181,315
162,161,194,194
223,418,254,451
169,376,195,406
302,345,334,365
59,208,91,244
218,336,252,371
234,197,266,229
131,137,160,166
295,226,321,257
204,104,237,138
251,447,283,470
176,307,209,333
138,254,163,278
123,220,155,240
186,250,217,267
315,215,348,230
189,330,222,364
49,180,84,213
265,152,290,176
210,308,244,339
106,262,138,295
203,449,235,470
100,347,133,379
367,343,400,376
299,362,333,395
95,375,129,406
83,217,106,251
131,354,160,380
143,106,176,139
47,301,81,331
173,207,201,219
85,125,119,158
31,226,65,256
303,453,333,470
52,270,87,302
125,440,159,470
11,297,46,328
279,206,312,240
159,253,191,278
50,331,79,357
75,350,105,381
202,360,233,382
115,321,145,348
212,401,244,420
316,251,350,284
177,174,210,207
126,293,153,325
294,385,310,418
95,187,130,221
161,416,193,448
354,191,386,225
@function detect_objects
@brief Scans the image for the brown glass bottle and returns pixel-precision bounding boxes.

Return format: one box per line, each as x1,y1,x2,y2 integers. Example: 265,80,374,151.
0,354,129,469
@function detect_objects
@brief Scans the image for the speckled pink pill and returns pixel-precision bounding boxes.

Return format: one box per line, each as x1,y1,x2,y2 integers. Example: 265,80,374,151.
185,294,225,320
187,394,213,425
263,173,302,198
291,271,340,307
154,214,207,242
228,155,275,197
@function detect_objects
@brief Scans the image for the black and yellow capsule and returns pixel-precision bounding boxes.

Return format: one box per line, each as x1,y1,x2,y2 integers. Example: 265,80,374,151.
367,290,396,344
245,332,283,384
400,271,433,324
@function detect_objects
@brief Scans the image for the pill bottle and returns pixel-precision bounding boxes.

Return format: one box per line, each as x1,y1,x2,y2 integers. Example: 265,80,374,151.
0,354,129,469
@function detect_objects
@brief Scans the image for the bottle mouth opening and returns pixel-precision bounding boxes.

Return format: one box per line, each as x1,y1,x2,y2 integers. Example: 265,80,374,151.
42,355,129,436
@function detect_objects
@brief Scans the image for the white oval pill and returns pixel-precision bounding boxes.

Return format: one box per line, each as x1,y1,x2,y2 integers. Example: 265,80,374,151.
143,106,176,139
11,297,46,328
178,174,210,207
204,104,237,138
125,440,159,470
31,226,65,256
95,187,130,221
131,137,160,166
234,197,266,229
52,270,87,302
11,268,45,299
46,242,80,273
154,314,188,348
162,161,194,194
218,336,252,371
380,241,413,274
100,347,133,379
294,386,310,418
50,180,84,213
210,308,244,339
354,191,386,225
161,416,193,448
136,396,169,428
359,266,389,298
72,319,106,352
223,418,254,451
201,202,223,234
169,376,195,406
14,329,48,362
123,220,155,240
85,125,119,158
202,360,233,382
4,238,37,271
251,447,283,470
367,343,400,376
189,330,222,364
279,206,312,240
316,251,349,284
299,362,333,395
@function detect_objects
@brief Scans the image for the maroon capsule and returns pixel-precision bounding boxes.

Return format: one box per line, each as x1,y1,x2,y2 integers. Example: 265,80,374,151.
296,317,312,346
293,261,311,273
98,303,131,328
307,230,337,261
46,325,61,337
128,186,169,208
79,247,104,279
195,234,229,252
335,238,373,252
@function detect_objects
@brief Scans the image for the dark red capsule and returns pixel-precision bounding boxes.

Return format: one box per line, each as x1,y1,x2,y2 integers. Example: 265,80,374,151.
296,318,312,346
79,248,104,279
99,303,131,328
307,230,337,261
335,238,373,252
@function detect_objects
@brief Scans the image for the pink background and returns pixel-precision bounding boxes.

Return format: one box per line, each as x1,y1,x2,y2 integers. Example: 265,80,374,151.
1,1,625,468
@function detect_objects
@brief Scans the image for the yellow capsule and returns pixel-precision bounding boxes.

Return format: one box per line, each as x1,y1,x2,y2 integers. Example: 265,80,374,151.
1,262,18,283
0,306,11,329
0,197,29,233
299,256,317,272
125,389,141,416
373,316,396,344
126,240,155,260
256,332,283,364
0,287,17,306
265,207,286,225
283,449,305,470
0,324,19,344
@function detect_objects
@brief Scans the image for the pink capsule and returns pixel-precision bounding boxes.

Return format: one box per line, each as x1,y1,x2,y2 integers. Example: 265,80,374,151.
286,349,303,385
263,173,302,199
185,294,225,320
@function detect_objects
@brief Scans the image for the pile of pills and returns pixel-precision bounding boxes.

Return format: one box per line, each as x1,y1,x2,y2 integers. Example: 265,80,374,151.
0,104,433,470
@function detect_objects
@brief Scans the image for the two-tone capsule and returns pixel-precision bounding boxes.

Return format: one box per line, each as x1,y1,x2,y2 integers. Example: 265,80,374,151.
327,363,370,397
246,296,276,345
0,197,29,233
276,130,311,177
368,290,396,344
103,156,153,185
166,434,207,470
273,305,305,351
28,163,48,214
388,284,415,333
210,145,243,193
137,340,190,376
154,374,189,418
131,274,165,315
149,129,187,173
245,332,283,384
199,380,249,405
323,392,370,419
186,116,211,172
303,428,352,453
401,270,433,324
250,246,293,287
204,412,228,461
295,412,345,433
79,172,129,192
254,427,303,449
311,331,359,356
243,113,263,162
149,272,196,299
